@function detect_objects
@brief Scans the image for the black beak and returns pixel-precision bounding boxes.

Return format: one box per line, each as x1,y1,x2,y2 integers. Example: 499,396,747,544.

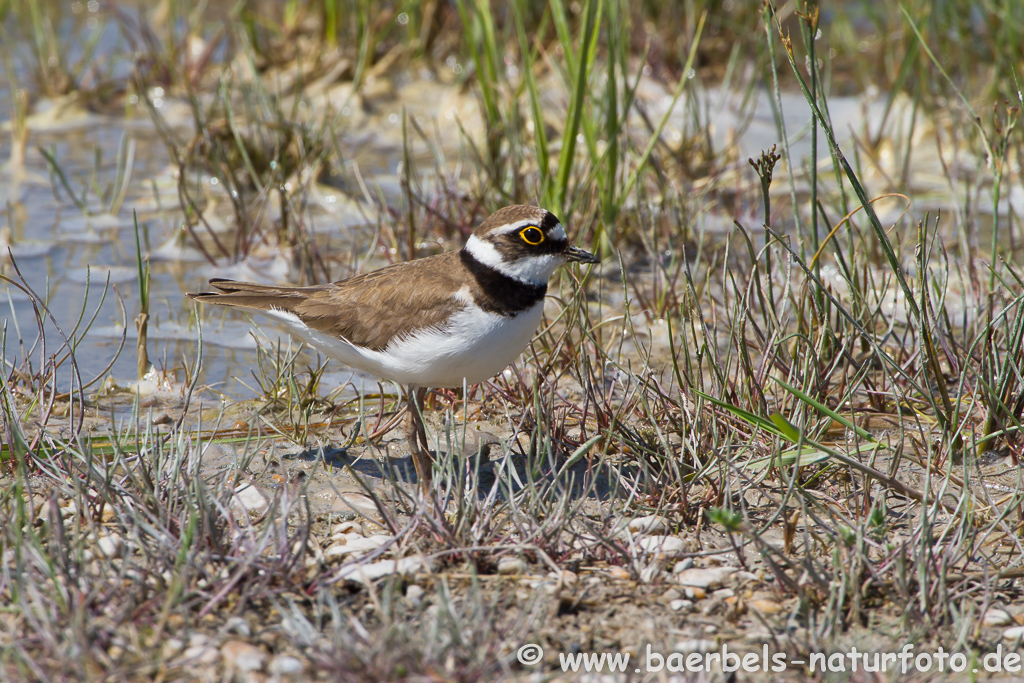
563,244,600,264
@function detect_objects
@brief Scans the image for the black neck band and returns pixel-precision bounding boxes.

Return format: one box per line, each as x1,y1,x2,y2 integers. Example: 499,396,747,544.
459,249,547,316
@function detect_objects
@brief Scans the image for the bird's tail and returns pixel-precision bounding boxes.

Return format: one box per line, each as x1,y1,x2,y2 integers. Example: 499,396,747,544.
187,278,314,313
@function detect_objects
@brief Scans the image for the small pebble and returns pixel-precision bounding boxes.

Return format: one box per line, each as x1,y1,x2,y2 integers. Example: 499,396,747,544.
161,638,183,659
749,598,784,615
607,566,631,580
221,640,266,672
627,515,669,535
268,655,305,675
682,586,706,600
331,521,364,537
232,484,268,518
97,534,124,559
405,585,425,607
637,535,689,558
497,557,527,575
30,495,46,515
676,566,737,589
324,534,392,562
182,645,219,666
983,608,1014,628
1002,625,1024,640
670,599,694,612
335,556,431,584
673,558,695,574
642,563,666,583
548,570,578,588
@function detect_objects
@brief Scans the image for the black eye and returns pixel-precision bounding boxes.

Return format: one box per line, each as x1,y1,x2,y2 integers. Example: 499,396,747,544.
520,227,545,245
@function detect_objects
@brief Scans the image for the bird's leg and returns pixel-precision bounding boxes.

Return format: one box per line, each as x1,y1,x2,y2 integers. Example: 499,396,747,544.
405,386,432,491
413,388,431,458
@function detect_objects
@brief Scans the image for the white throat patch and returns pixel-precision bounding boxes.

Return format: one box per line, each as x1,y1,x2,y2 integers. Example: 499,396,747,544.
464,235,564,286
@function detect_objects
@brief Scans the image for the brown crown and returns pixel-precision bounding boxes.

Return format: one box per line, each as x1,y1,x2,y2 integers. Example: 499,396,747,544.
472,205,561,237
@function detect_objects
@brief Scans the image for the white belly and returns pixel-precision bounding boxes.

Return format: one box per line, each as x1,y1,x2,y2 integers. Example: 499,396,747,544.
266,303,544,388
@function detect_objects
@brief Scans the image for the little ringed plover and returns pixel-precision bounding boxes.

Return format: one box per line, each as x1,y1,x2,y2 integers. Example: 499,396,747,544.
188,205,599,489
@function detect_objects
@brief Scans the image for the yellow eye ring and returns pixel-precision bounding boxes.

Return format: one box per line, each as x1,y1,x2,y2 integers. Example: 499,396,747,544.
520,226,545,245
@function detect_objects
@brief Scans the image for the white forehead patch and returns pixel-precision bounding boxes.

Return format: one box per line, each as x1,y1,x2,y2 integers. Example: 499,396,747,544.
489,218,566,241
489,218,545,235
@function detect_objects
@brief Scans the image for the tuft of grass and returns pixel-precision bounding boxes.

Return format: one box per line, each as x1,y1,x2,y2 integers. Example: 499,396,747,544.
132,212,150,380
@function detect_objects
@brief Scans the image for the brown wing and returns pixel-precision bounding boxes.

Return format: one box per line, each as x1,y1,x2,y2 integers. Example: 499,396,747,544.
188,251,470,351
